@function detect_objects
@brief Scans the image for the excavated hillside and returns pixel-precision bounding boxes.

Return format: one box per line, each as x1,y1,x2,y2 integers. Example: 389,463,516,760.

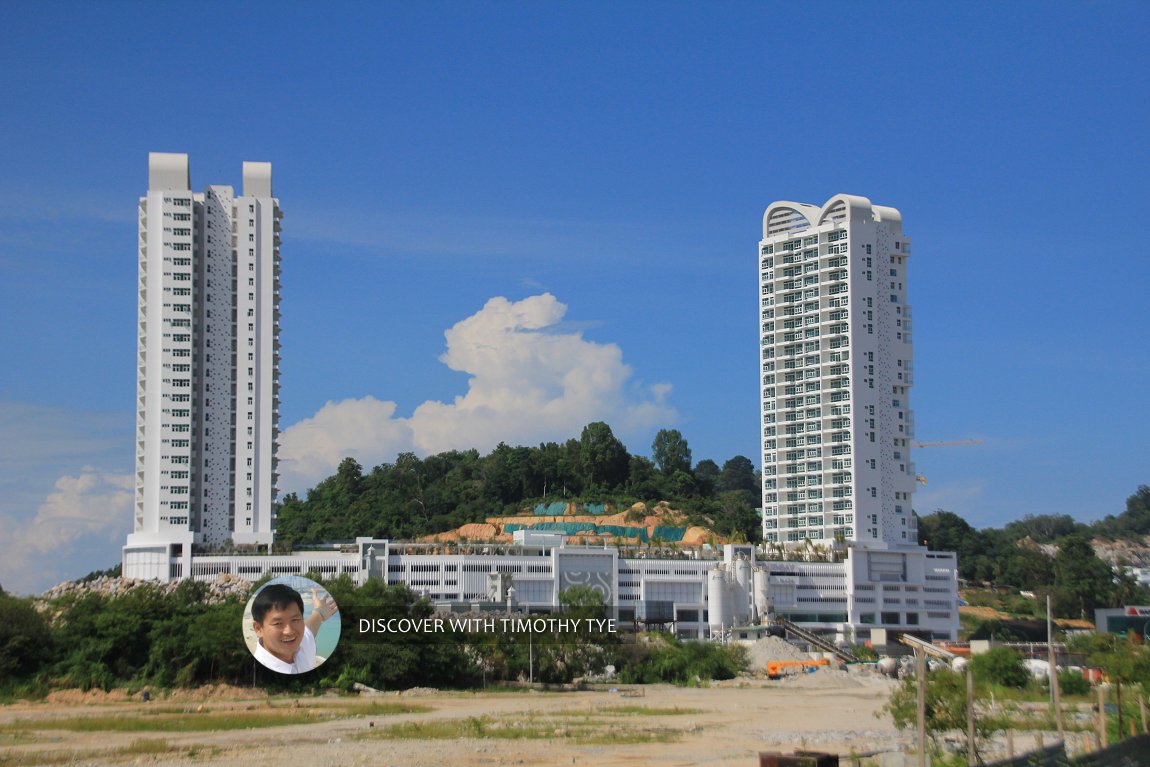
419,501,723,546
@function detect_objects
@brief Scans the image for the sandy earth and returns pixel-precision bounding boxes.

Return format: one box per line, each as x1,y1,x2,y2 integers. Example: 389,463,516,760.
0,670,915,767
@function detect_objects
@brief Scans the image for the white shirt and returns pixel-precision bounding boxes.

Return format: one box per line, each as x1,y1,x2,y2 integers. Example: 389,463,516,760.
254,625,317,674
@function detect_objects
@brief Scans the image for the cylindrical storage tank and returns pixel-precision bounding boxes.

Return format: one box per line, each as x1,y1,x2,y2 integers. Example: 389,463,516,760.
753,567,770,623
708,567,727,636
733,558,752,625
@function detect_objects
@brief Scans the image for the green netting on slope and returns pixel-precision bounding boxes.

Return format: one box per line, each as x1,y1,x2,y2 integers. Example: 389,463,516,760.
504,522,646,541
651,526,687,542
505,522,597,535
594,525,649,542
505,521,689,544
531,502,610,516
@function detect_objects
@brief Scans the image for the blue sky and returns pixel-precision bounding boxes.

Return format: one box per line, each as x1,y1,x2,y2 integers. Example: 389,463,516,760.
1,2,1147,594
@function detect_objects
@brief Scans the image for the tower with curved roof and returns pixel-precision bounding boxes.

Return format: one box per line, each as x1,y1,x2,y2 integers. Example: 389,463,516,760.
759,195,916,549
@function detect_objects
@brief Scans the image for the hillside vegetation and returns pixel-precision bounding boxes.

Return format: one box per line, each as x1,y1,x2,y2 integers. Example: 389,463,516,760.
919,485,1150,620
275,423,762,546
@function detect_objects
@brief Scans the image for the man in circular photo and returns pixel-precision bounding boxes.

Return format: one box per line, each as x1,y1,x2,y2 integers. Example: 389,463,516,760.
245,577,340,674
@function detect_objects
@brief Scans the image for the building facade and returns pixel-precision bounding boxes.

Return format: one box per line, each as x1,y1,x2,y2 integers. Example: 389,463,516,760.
759,195,916,547
121,179,960,642
131,535,960,642
124,153,282,579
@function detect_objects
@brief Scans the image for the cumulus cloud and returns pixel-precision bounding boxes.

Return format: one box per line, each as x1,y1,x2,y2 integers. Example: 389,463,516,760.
278,293,675,491
278,397,414,486
0,468,132,595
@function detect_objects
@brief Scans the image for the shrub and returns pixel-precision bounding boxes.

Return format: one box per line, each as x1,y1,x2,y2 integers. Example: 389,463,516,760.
971,646,1029,688
1054,670,1091,697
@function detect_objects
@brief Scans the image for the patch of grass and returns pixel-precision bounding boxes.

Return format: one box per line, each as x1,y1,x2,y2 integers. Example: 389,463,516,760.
0,735,227,767
358,710,684,745
119,738,174,755
575,727,678,745
0,739,195,767
341,701,432,716
0,703,431,734
595,705,702,716
0,730,37,746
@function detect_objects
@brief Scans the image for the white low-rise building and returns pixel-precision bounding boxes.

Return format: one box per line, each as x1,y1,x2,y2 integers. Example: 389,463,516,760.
124,537,959,641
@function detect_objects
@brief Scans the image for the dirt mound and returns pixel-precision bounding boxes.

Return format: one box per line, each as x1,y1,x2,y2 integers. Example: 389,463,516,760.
776,667,864,688
743,636,812,667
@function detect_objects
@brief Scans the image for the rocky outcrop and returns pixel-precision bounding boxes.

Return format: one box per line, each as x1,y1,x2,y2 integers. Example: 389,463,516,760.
39,573,252,604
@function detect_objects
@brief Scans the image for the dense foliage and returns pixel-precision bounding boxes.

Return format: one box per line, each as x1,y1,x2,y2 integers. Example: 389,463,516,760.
275,423,763,546
918,485,1150,619
3,576,750,698
615,634,748,684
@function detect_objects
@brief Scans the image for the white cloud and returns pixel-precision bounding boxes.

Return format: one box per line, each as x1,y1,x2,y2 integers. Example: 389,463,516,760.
0,468,132,595
277,397,414,489
278,293,675,491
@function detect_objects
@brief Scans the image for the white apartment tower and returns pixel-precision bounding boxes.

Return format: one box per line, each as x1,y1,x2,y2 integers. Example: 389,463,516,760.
124,153,282,579
759,195,917,547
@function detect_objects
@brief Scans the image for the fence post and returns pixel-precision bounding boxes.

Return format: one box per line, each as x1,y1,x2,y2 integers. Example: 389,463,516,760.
966,665,976,767
1099,685,1108,748
916,651,926,767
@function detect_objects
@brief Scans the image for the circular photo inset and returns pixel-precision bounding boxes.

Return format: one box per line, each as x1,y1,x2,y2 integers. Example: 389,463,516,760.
242,575,341,674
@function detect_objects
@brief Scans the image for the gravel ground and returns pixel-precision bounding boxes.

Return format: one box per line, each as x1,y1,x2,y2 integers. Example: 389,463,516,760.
0,674,906,767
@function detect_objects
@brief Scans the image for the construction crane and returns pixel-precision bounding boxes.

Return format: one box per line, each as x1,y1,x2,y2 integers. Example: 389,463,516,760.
912,439,982,485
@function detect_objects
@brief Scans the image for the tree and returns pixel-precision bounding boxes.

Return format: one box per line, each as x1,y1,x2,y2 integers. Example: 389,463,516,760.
1093,485,1150,539
999,546,1055,592
693,459,720,496
1054,534,1114,618
885,668,1010,763
1003,514,1084,543
718,455,757,494
0,593,52,681
626,455,662,498
651,429,691,475
578,422,629,491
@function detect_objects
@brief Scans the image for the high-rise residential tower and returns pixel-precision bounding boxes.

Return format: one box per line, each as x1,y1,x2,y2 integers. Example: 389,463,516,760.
124,153,282,579
759,195,917,547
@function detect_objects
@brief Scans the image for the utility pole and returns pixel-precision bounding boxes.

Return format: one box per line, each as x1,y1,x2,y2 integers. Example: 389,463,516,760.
916,650,927,767
1048,595,1065,743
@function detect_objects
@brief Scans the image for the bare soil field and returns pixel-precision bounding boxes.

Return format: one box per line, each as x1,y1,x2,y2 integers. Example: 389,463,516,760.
0,670,910,767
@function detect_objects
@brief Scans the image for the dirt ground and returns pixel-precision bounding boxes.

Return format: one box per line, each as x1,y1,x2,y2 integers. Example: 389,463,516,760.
0,670,914,767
